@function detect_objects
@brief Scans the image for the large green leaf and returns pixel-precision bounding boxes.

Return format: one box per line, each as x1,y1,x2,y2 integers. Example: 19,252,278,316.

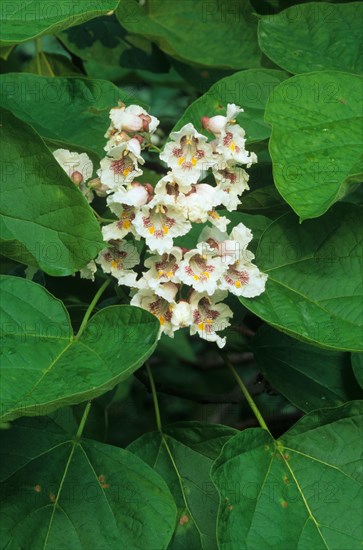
59,16,169,73
265,71,363,220
0,74,139,157
0,414,177,549
0,276,159,422
212,401,363,549
240,203,363,351
0,0,119,47
239,185,289,218
129,422,237,549
0,109,103,275
116,0,261,70
258,2,363,74
253,325,362,412
173,69,288,143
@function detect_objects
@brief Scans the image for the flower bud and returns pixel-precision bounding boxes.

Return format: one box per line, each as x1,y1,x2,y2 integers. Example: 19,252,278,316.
201,115,227,135
70,171,83,185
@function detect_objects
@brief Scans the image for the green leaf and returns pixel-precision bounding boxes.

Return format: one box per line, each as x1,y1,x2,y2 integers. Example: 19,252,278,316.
116,0,261,70
58,15,169,73
240,203,363,351
129,422,237,549
173,69,288,144
0,414,177,549
265,71,363,220
351,353,363,388
0,109,103,275
253,325,362,412
0,276,160,422
212,401,363,549
258,2,363,74
0,1,120,47
0,73,141,157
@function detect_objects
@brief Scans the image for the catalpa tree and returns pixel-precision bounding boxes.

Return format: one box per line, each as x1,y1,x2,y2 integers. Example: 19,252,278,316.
0,1,362,549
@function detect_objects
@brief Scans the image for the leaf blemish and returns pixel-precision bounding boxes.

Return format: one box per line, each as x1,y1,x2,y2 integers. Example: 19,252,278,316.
281,501,288,508
179,515,189,525
34,484,42,493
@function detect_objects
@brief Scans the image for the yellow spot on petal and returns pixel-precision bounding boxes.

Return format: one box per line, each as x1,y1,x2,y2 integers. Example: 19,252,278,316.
111,260,117,268
122,220,131,229
158,270,164,277
186,137,193,145
178,157,185,165
208,211,220,219
123,167,131,177
198,322,205,331
193,274,199,281
167,270,173,278
206,318,213,324
159,316,165,325
162,225,169,234
230,142,236,151
191,157,197,166
203,271,210,278
149,226,155,234
235,281,241,288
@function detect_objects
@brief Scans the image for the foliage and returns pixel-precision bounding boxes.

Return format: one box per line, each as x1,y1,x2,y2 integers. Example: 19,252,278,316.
0,1,362,549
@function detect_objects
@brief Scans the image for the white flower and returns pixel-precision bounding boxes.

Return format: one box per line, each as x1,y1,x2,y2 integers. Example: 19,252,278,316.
53,149,94,203
189,290,233,348
53,149,93,183
133,197,191,254
178,243,226,296
201,103,244,135
177,184,224,224
80,261,97,282
98,142,143,192
207,210,230,232
171,301,193,329
131,283,178,337
102,202,139,241
96,240,140,287
141,247,183,290
160,123,214,185
111,182,152,208
199,223,268,297
213,162,250,211
110,104,159,134
154,172,189,199
216,124,257,166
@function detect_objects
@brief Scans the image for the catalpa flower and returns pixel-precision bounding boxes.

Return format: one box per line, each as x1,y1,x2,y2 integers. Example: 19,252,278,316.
171,300,193,330
80,261,97,282
53,149,94,203
110,103,160,134
112,182,154,208
102,202,139,241
133,196,191,255
216,125,257,166
177,183,224,224
154,172,190,199
201,103,244,136
96,240,139,287
98,141,143,192
189,290,233,348
131,282,178,337
200,224,268,297
141,247,183,290
213,162,250,211
179,243,225,296
160,123,214,185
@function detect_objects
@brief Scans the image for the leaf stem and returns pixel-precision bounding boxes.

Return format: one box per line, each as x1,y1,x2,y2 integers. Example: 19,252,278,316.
34,37,42,75
146,362,162,432
75,278,111,339
224,357,270,433
75,400,92,440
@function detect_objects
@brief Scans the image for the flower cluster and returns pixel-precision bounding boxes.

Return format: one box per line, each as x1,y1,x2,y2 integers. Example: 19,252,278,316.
53,102,267,348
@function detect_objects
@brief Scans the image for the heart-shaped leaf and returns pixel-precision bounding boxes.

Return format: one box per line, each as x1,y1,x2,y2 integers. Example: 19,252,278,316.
240,203,363,351
265,71,363,220
0,109,103,275
0,276,159,422
212,401,363,549
0,414,177,549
